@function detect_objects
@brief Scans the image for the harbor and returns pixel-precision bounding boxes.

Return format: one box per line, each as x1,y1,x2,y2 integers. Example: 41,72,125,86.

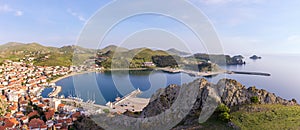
59,89,150,114
48,86,62,97
106,89,150,113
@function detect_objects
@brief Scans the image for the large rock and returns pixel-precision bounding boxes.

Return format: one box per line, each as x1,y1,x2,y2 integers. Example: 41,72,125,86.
140,78,297,127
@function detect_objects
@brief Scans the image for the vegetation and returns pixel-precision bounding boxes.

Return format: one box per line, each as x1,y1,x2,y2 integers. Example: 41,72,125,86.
250,96,259,104
0,42,95,66
152,55,180,67
191,53,245,65
216,104,231,122
231,104,300,130
0,98,8,116
103,109,110,113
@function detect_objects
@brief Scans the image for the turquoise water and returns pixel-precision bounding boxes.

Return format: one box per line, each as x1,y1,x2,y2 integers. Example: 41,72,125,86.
56,54,300,105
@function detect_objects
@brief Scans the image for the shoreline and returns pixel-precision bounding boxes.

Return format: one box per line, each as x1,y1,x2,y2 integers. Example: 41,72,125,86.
50,71,96,83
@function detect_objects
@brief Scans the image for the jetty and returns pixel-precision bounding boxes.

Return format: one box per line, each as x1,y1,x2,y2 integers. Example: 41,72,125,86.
48,86,62,97
229,71,271,76
156,67,227,77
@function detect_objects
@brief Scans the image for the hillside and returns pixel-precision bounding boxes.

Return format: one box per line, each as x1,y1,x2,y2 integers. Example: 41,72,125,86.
0,42,95,66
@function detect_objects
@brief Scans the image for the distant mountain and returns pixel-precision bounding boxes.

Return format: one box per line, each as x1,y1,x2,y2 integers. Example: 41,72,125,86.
0,42,57,52
166,48,191,56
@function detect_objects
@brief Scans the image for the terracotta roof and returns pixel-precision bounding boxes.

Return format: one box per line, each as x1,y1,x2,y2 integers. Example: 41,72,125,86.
28,118,45,129
37,104,45,108
16,111,24,115
5,113,11,118
43,99,49,103
58,104,65,108
20,100,28,104
9,106,17,110
45,110,54,120
21,116,28,121
28,111,38,118
0,126,6,130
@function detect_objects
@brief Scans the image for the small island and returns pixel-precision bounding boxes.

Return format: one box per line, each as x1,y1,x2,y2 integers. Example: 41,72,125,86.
250,55,262,60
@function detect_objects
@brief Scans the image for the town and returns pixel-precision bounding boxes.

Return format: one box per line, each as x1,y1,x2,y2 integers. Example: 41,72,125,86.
0,60,98,130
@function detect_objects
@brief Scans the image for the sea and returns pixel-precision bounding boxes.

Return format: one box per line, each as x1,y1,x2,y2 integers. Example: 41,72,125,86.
42,54,300,105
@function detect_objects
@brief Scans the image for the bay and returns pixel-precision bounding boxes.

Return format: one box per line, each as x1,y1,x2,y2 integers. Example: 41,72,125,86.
56,54,300,105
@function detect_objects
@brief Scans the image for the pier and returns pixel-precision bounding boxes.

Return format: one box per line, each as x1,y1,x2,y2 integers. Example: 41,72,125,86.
156,67,227,77
229,71,271,76
48,86,62,97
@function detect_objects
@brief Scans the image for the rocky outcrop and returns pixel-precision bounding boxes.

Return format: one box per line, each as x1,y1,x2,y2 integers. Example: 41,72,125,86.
141,84,180,117
80,78,297,130
250,55,262,60
218,79,296,107
139,78,297,128
73,116,104,130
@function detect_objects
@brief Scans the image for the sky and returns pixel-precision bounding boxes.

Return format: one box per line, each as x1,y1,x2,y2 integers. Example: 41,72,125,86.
0,0,300,55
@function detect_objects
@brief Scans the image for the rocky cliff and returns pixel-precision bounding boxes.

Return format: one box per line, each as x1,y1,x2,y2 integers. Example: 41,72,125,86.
140,78,297,128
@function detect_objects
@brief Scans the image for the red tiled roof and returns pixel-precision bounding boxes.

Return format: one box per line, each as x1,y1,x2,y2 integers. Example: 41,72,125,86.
37,104,45,108
0,126,6,130
45,110,54,120
28,118,45,129
28,111,38,118
58,104,65,108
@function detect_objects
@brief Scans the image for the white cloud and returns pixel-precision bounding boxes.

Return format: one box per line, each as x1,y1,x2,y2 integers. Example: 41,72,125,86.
15,10,23,16
67,8,86,22
0,4,23,16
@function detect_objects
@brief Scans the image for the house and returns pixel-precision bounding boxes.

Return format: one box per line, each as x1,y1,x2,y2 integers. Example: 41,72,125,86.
28,118,46,130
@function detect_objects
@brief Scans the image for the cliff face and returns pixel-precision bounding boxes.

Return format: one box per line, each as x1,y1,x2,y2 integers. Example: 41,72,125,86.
140,78,297,126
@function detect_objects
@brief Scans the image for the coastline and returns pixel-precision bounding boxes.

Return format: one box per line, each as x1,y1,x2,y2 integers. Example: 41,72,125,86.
50,71,96,83
47,71,97,97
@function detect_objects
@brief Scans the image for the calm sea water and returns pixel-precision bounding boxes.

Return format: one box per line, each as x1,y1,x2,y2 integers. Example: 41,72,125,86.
55,54,300,105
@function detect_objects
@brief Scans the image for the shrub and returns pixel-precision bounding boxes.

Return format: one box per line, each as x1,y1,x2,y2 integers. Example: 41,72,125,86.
251,96,259,104
103,109,110,113
216,104,231,122
219,112,231,122
216,104,230,113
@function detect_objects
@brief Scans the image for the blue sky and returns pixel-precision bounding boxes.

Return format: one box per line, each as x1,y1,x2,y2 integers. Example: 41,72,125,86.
0,0,300,54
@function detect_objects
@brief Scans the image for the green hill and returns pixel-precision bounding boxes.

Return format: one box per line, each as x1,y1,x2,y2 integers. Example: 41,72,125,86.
0,42,95,66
